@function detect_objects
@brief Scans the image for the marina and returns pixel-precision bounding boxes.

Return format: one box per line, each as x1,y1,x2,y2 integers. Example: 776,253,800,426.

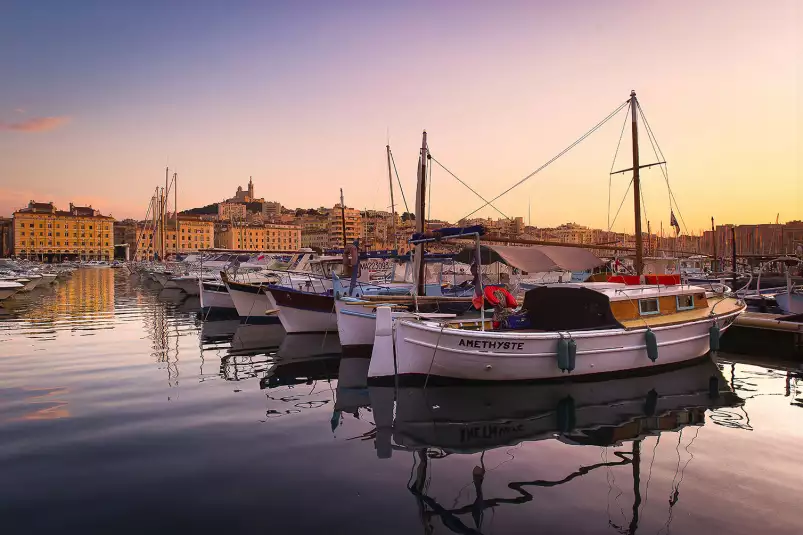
0,268,801,533
3,2,801,533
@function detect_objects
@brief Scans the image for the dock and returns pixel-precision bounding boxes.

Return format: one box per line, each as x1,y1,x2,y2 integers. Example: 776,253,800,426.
723,311,803,358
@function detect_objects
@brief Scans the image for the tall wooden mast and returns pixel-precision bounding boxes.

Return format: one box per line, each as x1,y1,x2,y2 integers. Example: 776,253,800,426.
630,91,643,275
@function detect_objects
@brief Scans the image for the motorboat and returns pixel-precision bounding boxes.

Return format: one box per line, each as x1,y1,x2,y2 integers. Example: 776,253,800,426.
0,280,24,301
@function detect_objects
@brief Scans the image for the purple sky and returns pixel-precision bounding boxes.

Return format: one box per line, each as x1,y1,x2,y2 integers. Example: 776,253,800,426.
1,0,800,232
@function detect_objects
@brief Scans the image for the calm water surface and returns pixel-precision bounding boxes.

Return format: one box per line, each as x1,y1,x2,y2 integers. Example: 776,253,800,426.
1,269,801,534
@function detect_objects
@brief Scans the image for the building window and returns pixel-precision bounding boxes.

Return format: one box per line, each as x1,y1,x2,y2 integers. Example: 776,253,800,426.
638,299,660,316
676,295,694,311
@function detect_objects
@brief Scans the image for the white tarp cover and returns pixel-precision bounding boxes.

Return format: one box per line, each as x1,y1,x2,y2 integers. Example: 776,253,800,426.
456,245,603,273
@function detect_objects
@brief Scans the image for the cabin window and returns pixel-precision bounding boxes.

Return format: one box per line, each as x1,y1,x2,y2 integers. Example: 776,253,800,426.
638,298,660,316
676,294,695,311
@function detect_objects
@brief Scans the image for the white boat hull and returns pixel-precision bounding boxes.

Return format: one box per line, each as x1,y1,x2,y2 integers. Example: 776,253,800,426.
199,282,235,311
173,278,201,295
227,286,272,320
336,300,377,348
369,308,743,382
775,292,803,314
266,290,337,333
277,302,337,333
335,299,459,350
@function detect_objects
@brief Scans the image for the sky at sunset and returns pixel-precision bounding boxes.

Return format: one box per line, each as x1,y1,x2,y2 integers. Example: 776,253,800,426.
1,0,800,233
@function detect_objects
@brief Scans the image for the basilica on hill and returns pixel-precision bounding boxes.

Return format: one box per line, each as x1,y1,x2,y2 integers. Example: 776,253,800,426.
226,177,264,204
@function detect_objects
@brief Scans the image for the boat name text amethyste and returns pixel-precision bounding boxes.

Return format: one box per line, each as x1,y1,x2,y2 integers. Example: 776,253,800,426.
458,339,525,351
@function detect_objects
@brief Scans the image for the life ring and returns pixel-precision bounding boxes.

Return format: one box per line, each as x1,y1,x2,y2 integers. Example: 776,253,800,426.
484,285,517,308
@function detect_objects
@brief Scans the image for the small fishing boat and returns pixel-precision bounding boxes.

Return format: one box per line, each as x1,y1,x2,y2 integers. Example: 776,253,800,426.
368,91,747,383
369,280,744,383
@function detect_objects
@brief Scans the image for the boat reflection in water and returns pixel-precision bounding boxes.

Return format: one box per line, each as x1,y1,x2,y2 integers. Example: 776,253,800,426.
335,358,743,534
213,322,341,388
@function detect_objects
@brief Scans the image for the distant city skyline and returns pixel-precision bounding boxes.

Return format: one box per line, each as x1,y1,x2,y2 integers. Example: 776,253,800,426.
1,1,799,231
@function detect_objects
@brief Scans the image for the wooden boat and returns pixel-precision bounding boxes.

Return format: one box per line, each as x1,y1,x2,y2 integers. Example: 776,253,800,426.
368,91,747,383
369,282,744,382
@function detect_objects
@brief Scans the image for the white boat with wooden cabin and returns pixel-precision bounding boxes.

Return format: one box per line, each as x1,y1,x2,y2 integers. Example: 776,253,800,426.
368,91,747,383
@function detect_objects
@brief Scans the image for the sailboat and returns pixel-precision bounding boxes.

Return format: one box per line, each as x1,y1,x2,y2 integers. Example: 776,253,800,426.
368,91,747,383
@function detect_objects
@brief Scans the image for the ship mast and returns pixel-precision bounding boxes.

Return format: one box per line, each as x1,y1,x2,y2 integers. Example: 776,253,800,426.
630,91,643,275
414,131,428,295
173,172,178,256
386,145,398,251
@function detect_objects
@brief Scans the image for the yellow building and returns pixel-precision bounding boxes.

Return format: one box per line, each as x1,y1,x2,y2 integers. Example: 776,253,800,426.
217,222,301,251
135,215,215,260
301,228,329,250
13,201,115,261
328,204,362,248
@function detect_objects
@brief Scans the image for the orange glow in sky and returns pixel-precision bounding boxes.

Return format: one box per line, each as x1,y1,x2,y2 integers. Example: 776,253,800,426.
1,1,800,232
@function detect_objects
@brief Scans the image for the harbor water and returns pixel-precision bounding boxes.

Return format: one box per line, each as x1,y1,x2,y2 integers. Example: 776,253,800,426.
1,269,801,534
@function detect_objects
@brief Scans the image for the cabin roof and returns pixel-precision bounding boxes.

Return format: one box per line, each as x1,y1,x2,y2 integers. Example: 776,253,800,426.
537,282,708,301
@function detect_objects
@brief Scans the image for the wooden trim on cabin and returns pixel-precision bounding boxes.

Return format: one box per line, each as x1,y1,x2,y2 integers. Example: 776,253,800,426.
611,293,708,322
618,296,742,329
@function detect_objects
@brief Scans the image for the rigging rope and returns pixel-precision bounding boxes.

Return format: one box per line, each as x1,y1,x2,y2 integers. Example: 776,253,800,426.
608,108,631,231
428,154,510,220
427,151,432,223
636,101,690,236
388,148,411,214
641,182,649,245
609,177,634,233
459,99,631,221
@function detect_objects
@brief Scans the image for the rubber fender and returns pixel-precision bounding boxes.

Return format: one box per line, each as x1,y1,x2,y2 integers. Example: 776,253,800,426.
567,339,577,372
556,396,576,433
557,338,569,372
709,323,721,352
645,329,658,362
